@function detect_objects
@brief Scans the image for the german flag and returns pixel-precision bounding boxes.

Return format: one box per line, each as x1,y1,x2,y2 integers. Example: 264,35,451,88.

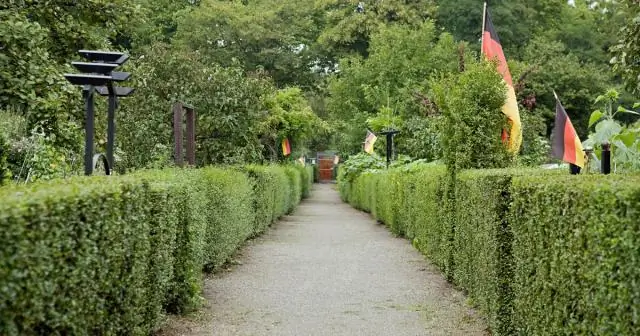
481,3,522,153
363,130,377,154
552,94,585,168
282,138,291,156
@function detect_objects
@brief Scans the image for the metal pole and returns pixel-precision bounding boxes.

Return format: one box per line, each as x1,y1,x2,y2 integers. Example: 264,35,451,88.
569,163,581,175
84,87,95,176
106,94,116,169
386,133,392,168
601,143,611,175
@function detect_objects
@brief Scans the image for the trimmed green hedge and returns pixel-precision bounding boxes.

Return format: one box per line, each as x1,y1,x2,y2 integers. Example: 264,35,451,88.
0,165,311,335
0,134,9,186
511,175,640,335
340,166,640,335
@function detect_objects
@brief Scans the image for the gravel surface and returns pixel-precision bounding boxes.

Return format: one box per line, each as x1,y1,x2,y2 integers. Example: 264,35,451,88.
159,184,488,336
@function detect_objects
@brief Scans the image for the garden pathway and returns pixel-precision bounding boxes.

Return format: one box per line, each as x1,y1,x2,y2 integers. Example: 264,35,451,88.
160,184,487,336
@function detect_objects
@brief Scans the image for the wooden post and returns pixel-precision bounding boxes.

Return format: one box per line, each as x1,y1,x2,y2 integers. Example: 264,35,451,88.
173,102,184,167
185,106,196,166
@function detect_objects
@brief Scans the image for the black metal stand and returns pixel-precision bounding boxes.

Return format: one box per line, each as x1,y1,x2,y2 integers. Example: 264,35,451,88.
569,163,581,175
601,143,611,175
107,92,117,169
379,129,399,168
64,50,134,176
84,88,95,176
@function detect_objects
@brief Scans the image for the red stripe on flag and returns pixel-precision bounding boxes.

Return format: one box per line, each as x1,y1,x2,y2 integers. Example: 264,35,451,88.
563,121,576,164
482,32,514,87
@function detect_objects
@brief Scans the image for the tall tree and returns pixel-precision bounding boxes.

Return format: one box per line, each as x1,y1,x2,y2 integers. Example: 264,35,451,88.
172,0,322,88
612,0,640,93
436,0,566,54
315,0,436,58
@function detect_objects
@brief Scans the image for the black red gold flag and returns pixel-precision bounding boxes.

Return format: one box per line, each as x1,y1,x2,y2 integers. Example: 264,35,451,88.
552,94,585,168
481,3,523,153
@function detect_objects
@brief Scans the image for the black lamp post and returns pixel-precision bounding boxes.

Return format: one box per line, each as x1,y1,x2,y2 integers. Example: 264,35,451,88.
64,50,134,175
379,129,400,168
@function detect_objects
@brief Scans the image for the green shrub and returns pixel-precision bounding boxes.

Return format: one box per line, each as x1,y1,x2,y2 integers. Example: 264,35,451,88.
431,61,513,171
0,134,10,185
453,170,516,334
340,164,640,335
0,165,307,335
510,174,640,335
200,169,254,271
283,166,303,213
302,165,314,198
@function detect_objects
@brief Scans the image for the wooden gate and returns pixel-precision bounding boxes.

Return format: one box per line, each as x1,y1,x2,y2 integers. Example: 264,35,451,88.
318,157,334,182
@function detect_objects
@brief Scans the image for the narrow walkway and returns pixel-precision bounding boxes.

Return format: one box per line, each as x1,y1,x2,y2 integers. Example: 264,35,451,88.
164,184,487,336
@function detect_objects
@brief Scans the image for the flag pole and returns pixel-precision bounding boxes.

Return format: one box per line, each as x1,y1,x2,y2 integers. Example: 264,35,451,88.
480,2,487,58
553,90,559,101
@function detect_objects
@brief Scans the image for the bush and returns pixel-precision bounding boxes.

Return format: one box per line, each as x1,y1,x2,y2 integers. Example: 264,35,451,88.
0,165,307,335
340,165,640,335
510,174,640,335
283,166,303,213
300,165,314,198
431,61,513,171
0,134,10,185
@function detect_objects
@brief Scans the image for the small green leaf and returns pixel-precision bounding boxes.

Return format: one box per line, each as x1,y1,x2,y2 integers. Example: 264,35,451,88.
634,103,640,109
589,110,604,128
617,106,640,116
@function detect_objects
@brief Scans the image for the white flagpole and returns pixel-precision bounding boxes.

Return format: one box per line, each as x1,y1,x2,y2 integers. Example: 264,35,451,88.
481,2,487,58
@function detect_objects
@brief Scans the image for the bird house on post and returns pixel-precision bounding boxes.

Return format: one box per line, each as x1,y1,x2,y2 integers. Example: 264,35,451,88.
173,102,196,167
63,50,135,175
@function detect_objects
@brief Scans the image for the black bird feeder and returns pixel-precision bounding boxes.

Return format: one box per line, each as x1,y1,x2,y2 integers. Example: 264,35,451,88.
64,50,135,175
379,129,400,168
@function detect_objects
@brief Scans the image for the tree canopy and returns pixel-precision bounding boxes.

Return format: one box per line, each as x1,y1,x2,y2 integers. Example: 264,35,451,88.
0,0,638,180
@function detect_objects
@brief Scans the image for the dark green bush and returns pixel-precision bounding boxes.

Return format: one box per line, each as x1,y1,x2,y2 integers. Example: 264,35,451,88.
0,165,307,335
0,134,9,186
453,170,516,334
340,165,639,335
283,166,303,213
510,174,640,335
431,61,513,171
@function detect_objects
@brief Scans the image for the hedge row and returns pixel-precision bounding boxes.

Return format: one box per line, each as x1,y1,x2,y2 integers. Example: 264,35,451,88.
0,164,311,335
0,134,9,186
340,166,640,335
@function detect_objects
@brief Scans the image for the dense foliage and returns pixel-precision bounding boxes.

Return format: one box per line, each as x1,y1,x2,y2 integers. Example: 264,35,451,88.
339,164,640,335
431,61,512,170
2,0,639,176
612,0,640,94
0,164,311,335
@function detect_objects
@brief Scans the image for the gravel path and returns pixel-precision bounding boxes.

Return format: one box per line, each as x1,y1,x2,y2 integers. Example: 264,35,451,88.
161,184,488,336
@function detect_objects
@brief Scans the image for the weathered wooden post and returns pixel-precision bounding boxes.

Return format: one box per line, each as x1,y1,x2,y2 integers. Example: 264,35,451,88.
173,102,196,167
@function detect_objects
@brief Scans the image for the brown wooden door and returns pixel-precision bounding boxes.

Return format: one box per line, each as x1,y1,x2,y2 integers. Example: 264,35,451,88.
319,158,334,182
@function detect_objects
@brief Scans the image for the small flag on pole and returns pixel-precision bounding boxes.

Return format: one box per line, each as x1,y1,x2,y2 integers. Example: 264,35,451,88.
333,155,340,165
282,138,291,156
363,130,377,154
481,2,522,153
552,92,585,169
